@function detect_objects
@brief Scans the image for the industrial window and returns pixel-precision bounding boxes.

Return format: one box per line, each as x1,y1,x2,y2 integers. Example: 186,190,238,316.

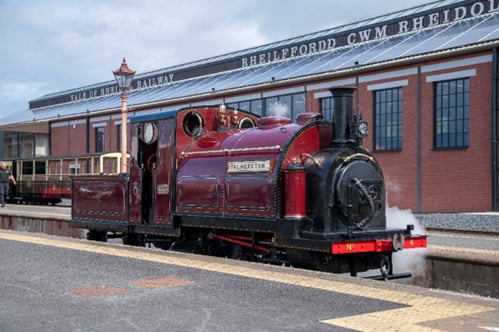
19,133,34,158
374,88,403,151
320,97,334,123
95,127,105,153
228,92,305,120
116,124,121,151
3,132,19,159
434,78,469,149
228,99,262,116
266,93,306,120
35,133,49,156
251,99,263,116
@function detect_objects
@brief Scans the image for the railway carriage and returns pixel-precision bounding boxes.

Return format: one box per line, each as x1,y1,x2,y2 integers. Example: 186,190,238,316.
6,153,122,205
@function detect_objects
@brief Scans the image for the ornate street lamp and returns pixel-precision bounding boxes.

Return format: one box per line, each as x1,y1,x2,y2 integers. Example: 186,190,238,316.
113,57,136,173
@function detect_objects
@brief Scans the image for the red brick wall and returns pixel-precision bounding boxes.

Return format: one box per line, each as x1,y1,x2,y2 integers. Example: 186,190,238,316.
366,54,493,212
51,116,129,155
419,58,492,212
50,124,68,155
68,120,87,154
51,120,88,155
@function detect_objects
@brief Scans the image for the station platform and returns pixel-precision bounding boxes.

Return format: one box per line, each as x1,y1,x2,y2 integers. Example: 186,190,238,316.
0,228,498,331
0,204,498,295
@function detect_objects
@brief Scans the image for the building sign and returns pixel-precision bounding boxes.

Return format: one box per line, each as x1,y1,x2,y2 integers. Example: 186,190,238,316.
240,0,499,67
69,73,175,102
30,0,498,110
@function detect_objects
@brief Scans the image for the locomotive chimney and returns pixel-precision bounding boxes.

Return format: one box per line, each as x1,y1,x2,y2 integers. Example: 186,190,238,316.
328,86,356,146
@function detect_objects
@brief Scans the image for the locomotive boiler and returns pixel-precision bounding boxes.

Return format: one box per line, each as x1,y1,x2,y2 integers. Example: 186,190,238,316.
70,87,426,278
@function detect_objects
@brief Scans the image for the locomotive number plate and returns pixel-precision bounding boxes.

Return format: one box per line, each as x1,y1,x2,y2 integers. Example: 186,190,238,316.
228,160,271,173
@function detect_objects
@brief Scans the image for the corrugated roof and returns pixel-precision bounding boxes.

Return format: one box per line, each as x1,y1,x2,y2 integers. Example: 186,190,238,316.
1,0,497,128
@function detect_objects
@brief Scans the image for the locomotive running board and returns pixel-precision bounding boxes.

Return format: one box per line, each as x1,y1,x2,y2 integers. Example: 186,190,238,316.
365,272,412,281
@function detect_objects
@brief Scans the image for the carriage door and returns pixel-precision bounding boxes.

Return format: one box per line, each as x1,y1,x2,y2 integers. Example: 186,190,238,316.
129,123,145,224
150,118,175,227
132,121,158,225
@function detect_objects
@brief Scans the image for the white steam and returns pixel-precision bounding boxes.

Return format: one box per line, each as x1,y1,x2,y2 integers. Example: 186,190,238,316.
386,206,426,235
268,101,290,118
385,180,402,202
387,206,427,277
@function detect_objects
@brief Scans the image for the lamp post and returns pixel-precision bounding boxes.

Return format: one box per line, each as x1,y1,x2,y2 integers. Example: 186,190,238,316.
113,57,136,173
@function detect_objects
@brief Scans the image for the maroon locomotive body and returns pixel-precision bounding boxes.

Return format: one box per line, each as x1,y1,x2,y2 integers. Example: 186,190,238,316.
70,87,426,278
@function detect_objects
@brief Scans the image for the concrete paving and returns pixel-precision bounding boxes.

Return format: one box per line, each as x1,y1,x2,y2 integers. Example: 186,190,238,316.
0,229,498,332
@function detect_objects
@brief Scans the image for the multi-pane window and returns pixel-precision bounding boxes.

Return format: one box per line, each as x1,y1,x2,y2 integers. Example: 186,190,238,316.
95,127,105,153
1,132,49,158
320,97,334,123
20,161,45,176
374,88,403,151
251,99,263,116
3,132,19,159
19,133,34,157
434,78,469,149
35,133,49,156
228,99,261,116
228,92,305,121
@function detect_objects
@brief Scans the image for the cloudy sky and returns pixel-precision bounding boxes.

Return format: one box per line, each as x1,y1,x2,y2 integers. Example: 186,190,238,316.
0,0,433,119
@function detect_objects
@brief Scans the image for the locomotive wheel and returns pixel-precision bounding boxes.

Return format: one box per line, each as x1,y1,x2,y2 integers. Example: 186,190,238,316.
123,233,145,246
379,255,392,280
230,244,243,259
86,230,107,242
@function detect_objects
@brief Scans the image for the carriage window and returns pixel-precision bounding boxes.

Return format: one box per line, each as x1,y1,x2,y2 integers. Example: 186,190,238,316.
22,162,33,175
35,161,46,175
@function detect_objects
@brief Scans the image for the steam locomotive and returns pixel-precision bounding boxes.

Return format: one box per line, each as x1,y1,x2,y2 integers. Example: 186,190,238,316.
70,87,426,279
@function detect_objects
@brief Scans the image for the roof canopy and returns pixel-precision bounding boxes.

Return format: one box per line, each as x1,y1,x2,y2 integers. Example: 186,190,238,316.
1,0,498,129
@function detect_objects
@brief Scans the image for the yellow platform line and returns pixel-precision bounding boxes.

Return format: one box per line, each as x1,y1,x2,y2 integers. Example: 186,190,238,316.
0,229,496,331
429,232,498,241
430,244,499,258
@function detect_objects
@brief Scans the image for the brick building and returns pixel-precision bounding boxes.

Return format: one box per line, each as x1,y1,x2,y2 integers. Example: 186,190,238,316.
0,0,498,212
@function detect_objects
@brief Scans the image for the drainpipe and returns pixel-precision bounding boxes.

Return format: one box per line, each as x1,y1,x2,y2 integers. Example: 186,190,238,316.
417,66,422,213
492,48,498,211
86,116,90,173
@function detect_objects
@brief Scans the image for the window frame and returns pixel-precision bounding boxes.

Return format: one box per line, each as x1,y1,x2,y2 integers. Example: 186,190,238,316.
433,78,469,150
373,87,403,152
94,126,105,153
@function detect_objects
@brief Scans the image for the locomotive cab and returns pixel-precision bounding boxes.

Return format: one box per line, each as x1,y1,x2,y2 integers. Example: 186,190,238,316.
128,106,261,236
